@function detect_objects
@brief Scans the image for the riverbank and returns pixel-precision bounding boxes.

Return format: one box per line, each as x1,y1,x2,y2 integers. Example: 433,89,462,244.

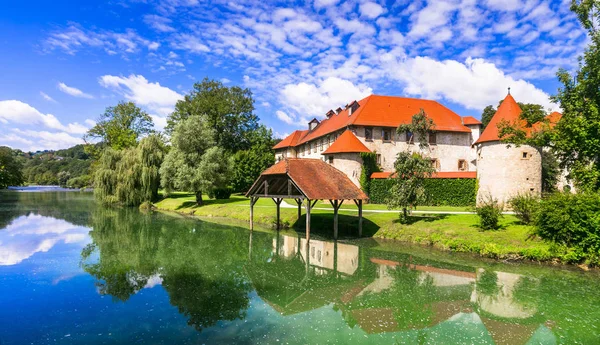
154,193,584,266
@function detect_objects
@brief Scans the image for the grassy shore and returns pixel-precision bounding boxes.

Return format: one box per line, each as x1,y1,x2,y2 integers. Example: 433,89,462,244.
154,193,572,264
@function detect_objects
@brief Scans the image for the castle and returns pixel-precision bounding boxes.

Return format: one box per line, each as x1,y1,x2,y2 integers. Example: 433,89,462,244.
273,92,562,204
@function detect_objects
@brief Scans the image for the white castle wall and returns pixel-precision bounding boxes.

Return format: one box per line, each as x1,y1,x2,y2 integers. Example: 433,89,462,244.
476,142,542,205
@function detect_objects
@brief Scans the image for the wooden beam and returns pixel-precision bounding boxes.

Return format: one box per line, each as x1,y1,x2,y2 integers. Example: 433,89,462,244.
311,199,318,209
295,198,302,220
273,198,282,230
305,199,311,242
329,199,342,240
250,197,258,230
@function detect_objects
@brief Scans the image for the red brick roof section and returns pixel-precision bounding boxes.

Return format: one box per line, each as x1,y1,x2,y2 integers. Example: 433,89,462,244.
474,94,525,145
322,130,371,155
462,116,482,125
256,158,368,200
273,94,472,150
371,171,476,179
273,130,307,149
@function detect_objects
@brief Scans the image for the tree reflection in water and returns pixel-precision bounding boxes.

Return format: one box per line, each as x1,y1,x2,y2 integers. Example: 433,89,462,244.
79,206,600,343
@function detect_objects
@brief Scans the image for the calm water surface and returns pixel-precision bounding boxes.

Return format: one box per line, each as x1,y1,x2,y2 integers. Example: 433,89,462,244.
1,192,599,344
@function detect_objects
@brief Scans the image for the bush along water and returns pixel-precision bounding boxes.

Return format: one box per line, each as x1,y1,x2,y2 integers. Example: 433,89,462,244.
476,193,503,230
509,193,541,225
535,192,600,264
369,178,476,206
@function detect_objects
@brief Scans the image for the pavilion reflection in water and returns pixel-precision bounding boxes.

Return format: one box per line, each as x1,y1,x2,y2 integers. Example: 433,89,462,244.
250,232,556,345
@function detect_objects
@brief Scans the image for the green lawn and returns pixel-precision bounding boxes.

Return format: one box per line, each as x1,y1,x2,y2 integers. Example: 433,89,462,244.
154,192,564,263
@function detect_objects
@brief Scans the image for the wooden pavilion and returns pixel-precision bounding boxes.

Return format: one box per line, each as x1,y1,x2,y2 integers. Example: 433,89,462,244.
245,158,368,240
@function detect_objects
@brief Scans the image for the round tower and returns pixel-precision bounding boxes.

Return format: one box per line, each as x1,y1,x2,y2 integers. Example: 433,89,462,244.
474,93,542,205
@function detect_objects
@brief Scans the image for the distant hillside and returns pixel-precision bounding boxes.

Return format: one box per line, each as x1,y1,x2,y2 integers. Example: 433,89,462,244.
20,144,94,188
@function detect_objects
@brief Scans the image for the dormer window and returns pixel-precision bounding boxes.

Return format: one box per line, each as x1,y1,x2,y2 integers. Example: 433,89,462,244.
347,101,359,116
308,118,320,131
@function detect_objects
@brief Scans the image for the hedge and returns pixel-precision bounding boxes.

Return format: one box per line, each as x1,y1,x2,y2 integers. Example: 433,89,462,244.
369,178,477,206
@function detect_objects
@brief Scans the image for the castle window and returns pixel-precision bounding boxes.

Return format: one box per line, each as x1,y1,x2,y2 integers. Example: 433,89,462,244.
365,127,373,141
431,159,440,171
319,140,323,152
406,131,414,144
429,132,437,145
313,142,316,153
522,151,529,160
458,159,467,171
376,154,382,166
328,156,334,164
382,128,392,142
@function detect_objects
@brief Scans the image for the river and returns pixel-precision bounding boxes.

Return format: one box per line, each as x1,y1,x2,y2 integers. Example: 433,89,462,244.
0,191,599,344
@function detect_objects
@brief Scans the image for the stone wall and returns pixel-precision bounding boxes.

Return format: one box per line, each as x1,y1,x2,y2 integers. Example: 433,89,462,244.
476,142,542,204
329,152,363,187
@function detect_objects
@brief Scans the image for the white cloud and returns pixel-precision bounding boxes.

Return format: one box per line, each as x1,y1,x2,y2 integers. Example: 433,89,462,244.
0,100,89,134
314,0,340,8
57,82,94,99
40,92,57,103
485,0,521,11
275,110,296,125
99,74,183,117
0,128,85,151
391,57,557,111
171,34,210,53
148,42,160,50
360,2,385,19
280,77,373,121
144,14,176,32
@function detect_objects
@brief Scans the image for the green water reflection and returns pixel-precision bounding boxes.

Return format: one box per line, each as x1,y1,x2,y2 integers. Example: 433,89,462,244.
1,191,600,344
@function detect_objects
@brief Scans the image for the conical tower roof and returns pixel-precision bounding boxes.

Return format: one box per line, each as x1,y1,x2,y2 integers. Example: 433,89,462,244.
475,93,524,145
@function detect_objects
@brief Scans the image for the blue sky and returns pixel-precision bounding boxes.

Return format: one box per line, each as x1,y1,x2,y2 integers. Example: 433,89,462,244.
0,0,587,151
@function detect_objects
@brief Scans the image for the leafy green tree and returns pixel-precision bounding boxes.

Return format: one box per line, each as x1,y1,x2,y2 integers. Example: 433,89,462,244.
85,101,154,152
166,78,258,152
480,105,496,130
0,146,24,189
387,152,436,222
160,115,232,205
388,111,436,222
549,1,600,191
231,126,276,192
94,134,166,206
57,171,71,187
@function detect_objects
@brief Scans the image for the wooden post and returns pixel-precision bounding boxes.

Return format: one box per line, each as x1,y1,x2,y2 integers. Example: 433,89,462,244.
329,200,343,240
295,198,302,220
305,199,311,242
354,199,363,237
273,198,282,230
250,197,258,230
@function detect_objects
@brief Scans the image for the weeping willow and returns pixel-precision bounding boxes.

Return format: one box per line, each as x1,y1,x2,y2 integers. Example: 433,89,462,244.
94,134,166,206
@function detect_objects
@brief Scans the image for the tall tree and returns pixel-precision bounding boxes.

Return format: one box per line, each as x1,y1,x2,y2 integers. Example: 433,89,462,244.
166,78,258,152
85,101,154,151
549,0,600,191
388,111,436,222
0,146,24,189
480,105,496,130
94,134,166,206
160,115,232,205
231,126,276,192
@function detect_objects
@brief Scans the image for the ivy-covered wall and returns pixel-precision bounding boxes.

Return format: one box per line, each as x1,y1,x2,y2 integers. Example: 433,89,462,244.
369,178,477,206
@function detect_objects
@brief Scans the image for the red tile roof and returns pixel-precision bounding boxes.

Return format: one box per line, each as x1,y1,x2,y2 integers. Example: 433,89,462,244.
273,130,306,149
248,158,368,200
322,130,371,155
474,94,525,145
462,116,482,125
531,111,562,132
371,171,476,179
273,94,472,150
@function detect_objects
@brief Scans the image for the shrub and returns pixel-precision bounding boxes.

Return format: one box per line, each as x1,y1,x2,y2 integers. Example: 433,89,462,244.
536,192,600,253
509,193,540,225
369,178,476,206
66,175,91,189
476,194,503,230
211,187,233,200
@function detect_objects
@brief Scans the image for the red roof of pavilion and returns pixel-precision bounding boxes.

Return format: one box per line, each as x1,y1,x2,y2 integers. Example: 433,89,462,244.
322,130,371,155
247,159,368,200
273,94,472,150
